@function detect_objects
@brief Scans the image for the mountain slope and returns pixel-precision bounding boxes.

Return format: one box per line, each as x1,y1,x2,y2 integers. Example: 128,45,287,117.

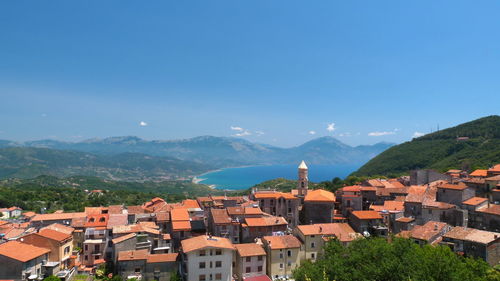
0,147,211,181
354,115,500,176
10,136,393,167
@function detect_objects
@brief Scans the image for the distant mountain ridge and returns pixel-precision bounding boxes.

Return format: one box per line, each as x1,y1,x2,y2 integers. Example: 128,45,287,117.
1,136,394,168
354,115,500,176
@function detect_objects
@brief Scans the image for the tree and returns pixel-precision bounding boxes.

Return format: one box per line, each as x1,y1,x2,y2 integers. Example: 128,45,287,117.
43,276,61,281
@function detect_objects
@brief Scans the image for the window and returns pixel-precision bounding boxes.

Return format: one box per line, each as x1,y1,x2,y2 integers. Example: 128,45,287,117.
428,209,432,214
215,261,222,268
257,255,263,261
287,250,292,257
64,246,70,254
288,261,292,267
135,268,141,273
199,262,206,269
95,245,100,252
246,256,251,262
199,275,206,281
288,208,292,213
257,266,263,272
246,267,251,273
279,253,283,259
279,263,284,269
311,242,316,248
310,235,315,238
84,255,88,261
215,273,222,280
99,217,105,222
84,245,88,251
215,249,222,255
199,250,206,256
311,253,315,259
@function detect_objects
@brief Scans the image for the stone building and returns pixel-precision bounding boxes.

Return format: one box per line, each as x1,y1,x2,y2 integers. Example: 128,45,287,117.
302,189,336,224
0,241,50,280
117,249,178,281
234,243,267,281
250,191,299,227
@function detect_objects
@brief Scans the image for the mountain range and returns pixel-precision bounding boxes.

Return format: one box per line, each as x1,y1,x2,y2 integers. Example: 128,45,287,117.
0,136,393,181
354,115,500,176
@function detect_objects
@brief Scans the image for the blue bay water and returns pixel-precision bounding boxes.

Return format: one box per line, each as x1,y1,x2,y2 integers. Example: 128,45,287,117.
197,164,361,190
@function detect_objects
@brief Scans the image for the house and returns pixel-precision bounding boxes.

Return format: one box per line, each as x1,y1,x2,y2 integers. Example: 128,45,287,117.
81,213,109,269
208,208,241,244
30,212,87,228
399,221,451,246
0,241,50,280
170,208,193,250
8,207,22,218
234,243,267,281
116,249,178,281
302,189,336,224
180,235,235,281
241,216,287,243
349,211,386,236
436,183,475,206
487,164,500,177
261,235,302,280
20,229,74,272
475,204,500,232
338,186,363,217
441,226,500,266
410,170,451,185
294,223,360,261
250,190,300,227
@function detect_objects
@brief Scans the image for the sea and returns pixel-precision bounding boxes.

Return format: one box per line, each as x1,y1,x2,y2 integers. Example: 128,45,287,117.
195,164,361,190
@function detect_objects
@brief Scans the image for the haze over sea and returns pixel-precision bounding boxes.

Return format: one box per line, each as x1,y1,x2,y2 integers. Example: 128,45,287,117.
197,164,361,190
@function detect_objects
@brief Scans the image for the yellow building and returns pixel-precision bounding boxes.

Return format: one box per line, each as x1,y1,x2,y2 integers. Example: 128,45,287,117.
262,235,303,280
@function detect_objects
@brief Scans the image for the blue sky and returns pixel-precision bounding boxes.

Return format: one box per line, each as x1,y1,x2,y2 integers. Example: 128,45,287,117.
1,1,499,147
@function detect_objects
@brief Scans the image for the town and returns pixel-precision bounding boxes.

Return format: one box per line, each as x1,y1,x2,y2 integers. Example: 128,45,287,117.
0,161,499,281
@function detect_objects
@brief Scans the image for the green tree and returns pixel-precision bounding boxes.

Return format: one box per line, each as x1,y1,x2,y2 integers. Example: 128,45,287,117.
43,276,61,281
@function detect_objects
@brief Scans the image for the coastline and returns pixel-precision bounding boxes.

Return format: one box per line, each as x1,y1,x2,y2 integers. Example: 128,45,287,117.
191,165,268,188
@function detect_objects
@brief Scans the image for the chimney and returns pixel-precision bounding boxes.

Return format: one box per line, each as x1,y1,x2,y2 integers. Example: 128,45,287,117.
434,224,438,231
319,226,323,233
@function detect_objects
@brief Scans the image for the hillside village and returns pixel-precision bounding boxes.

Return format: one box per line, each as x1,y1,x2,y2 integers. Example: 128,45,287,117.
0,161,500,281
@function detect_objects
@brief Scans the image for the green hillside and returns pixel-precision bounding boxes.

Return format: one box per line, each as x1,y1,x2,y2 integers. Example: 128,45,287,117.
354,115,500,176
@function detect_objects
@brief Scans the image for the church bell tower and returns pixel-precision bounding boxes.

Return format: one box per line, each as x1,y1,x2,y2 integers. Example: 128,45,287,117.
298,160,309,196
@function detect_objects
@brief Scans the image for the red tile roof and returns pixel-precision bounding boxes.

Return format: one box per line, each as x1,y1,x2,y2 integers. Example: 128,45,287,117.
370,201,404,212
172,221,192,231
181,235,234,253
410,221,448,242
245,216,287,227
171,209,190,221
263,235,301,250
296,223,360,242
147,253,178,263
118,249,149,261
477,204,500,216
304,189,336,202
112,233,137,244
253,192,297,200
342,185,361,192
211,209,232,225
244,275,272,281
234,243,266,257
437,183,468,190
31,212,86,222
0,241,50,262
182,199,201,209
84,214,109,228
37,229,72,242
462,197,488,206
351,210,382,220
41,223,74,235
470,169,488,177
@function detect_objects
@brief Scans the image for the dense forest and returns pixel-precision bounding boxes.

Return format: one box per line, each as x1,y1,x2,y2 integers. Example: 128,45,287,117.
354,115,500,177
293,238,500,281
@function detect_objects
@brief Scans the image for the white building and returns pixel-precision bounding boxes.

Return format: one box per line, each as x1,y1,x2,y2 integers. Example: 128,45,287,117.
180,235,234,281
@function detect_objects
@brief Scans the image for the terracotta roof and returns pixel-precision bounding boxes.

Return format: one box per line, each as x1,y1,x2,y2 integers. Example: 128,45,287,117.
84,214,108,228
244,275,272,281
172,221,192,231
304,189,336,202
0,241,50,262
296,223,360,242
156,212,170,222
171,209,190,221
181,235,234,253
488,164,500,173
0,221,8,226
31,212,86,222
423,201,456,210
437,183,468,190
71,216,87,228
370,201,404,212
147,253,178,263
263,235,301,250
108,205,124,214
410,221,448,242
351,210,382,220
106,214,128,229
342,185,361,192
23,211,36,218
85,207,107,215
127,205,145,214
244,207,263,215
359,186,377,192
118,249,149,261
41,223,74,235
404,185,428,203
245,216,287,227
112,233,137,244
253,192,297,200
182,199,201,209
388,180,405,188
234,243,266,257
462,197,488,206
211,209,232,225
470,169,488,177
444,227,500,244
37,229,72,242
395,217,414,223
477,204,500,216
486,175,500,181
113,224,160,235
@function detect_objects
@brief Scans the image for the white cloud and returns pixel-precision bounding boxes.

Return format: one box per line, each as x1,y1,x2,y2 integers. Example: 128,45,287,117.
234,130,251,137
139,121,148,127
255,131,265,136
230,126,244,132
326,123,336,132
368,131,396,137
309,131,316,135
339,132,352,137
413,131,425,138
